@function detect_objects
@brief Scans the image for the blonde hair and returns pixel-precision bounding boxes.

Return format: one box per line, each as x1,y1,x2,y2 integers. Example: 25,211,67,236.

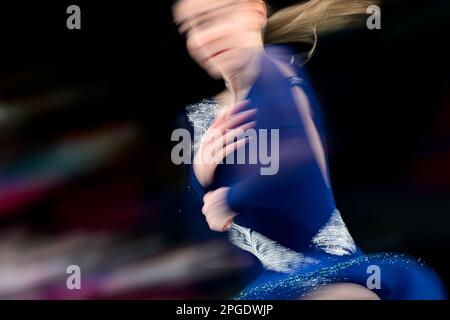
264,0,379,59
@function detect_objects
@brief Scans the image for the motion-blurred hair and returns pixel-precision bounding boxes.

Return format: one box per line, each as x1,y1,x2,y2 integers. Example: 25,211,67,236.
264,0,380,61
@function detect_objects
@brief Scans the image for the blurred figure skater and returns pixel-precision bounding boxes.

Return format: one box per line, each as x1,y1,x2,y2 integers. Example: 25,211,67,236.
173,0,447,299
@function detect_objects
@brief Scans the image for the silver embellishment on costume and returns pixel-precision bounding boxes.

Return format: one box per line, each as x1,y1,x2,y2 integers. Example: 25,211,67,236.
186,99,221,155
186,99,316,273
228,223,318,274
311,209,356,256
289,76,304,87
186,99,355,270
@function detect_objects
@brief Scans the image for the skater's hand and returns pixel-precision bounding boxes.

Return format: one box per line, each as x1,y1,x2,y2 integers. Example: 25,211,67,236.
202,187,237,232
193,99,256,188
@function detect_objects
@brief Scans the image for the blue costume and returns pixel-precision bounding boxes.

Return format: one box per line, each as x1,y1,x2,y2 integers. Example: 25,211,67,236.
185,45,447,299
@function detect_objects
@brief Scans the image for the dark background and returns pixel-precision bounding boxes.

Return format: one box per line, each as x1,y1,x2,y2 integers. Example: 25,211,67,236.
0,0,448,298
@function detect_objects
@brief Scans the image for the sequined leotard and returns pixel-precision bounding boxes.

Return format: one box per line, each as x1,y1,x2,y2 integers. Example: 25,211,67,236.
185,45,447,300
